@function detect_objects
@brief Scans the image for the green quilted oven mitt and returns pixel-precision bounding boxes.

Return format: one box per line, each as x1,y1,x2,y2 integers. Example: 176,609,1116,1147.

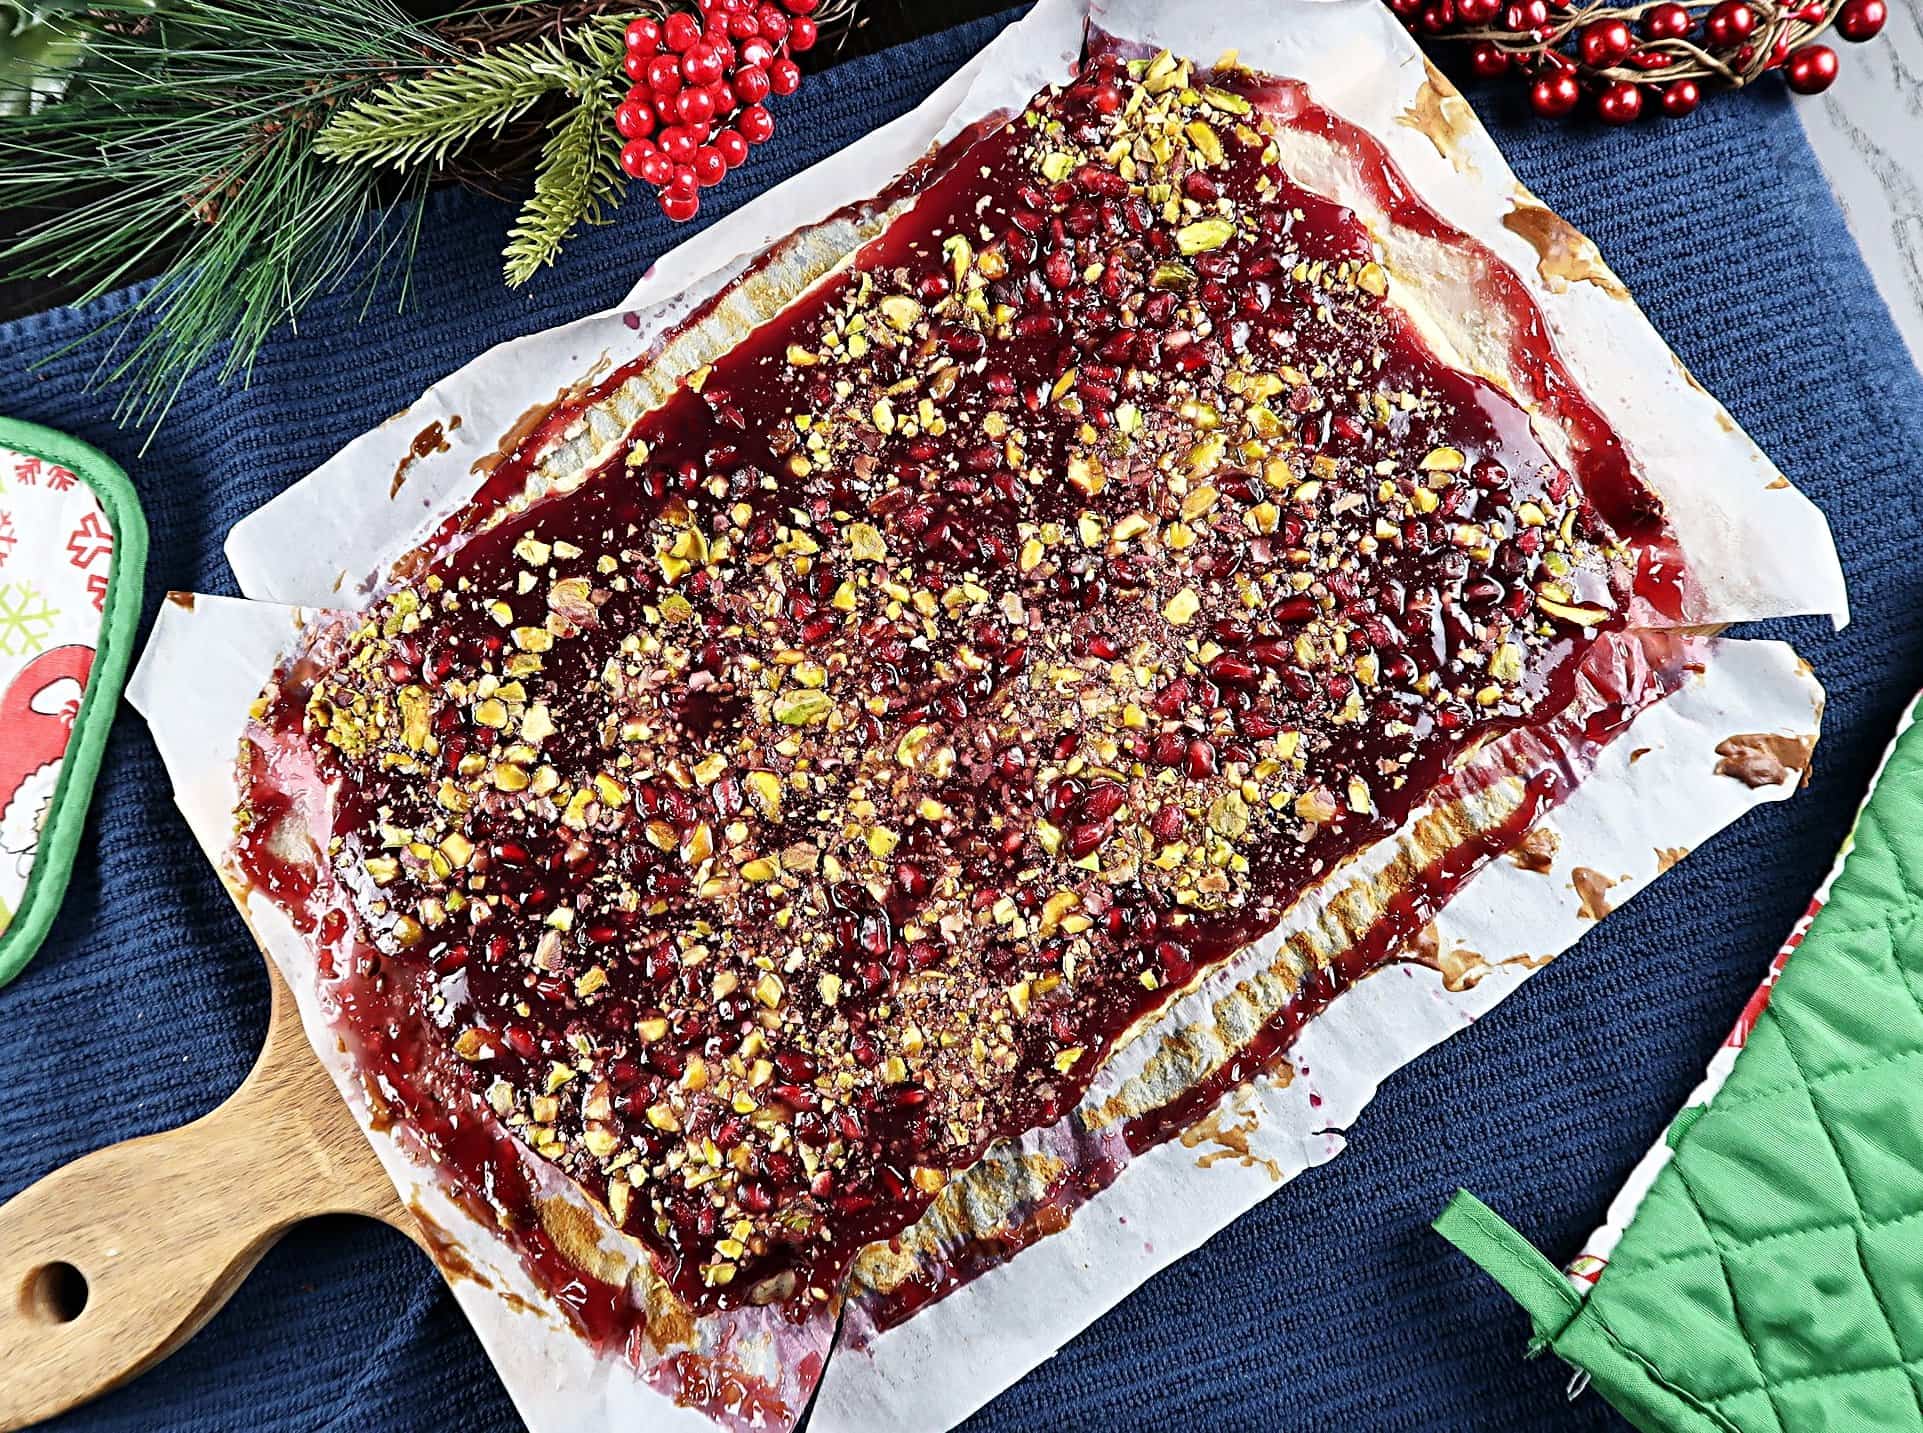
1438,695,1923,1433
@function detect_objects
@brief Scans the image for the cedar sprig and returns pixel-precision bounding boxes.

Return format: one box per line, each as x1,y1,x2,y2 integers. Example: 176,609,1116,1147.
315,29,600,171
500,20,629,285
315,11,638,286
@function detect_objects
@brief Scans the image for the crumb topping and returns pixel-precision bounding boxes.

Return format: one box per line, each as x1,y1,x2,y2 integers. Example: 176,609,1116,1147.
248,49,1639,1313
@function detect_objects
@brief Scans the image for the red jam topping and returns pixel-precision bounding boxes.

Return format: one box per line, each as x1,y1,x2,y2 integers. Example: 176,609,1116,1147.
236,49,1667,1324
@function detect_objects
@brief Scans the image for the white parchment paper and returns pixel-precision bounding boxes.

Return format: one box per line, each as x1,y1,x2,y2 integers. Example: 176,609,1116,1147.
132,1,1848,1427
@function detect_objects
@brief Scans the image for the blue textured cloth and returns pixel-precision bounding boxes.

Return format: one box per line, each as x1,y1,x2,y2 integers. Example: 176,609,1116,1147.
4,10,1919,1431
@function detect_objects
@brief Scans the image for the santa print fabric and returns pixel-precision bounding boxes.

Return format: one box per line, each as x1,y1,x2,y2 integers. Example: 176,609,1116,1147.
0,419,146,983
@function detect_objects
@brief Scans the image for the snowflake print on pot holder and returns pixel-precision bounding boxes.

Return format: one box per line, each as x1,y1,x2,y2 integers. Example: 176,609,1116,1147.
0,418,147,986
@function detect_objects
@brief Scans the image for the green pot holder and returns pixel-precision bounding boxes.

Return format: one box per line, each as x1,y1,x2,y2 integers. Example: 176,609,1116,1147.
1438,693,1923,1432
0,417,147,987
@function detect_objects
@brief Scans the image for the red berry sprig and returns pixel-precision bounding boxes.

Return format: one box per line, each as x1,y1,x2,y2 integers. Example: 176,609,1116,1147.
1384,0,1888,122
615,0,821,223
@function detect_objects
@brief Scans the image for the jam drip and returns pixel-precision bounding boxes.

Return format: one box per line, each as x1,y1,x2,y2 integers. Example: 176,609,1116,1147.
236,47,1671,1324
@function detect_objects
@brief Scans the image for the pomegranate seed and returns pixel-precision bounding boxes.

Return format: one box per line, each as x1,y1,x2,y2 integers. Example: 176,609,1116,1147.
1156,940,1193,983
1066,819,1112,858
1080,782,1126,823
1210,653,1260,684
1046,778,1084,821
774,1049,818,1081
772,1082,818,1111
1462,576,1504,607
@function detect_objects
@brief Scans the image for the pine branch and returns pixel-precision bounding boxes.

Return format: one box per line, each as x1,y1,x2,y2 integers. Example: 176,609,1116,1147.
315,32,587,171
0,0,451,430
2,0,874,431
502,22,626,287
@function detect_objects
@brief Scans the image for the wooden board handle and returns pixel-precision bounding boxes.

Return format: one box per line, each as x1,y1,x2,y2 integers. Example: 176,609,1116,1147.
0,970,411,1430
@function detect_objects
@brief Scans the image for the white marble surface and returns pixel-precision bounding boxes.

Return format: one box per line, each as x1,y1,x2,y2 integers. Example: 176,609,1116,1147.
1797,0,1923,372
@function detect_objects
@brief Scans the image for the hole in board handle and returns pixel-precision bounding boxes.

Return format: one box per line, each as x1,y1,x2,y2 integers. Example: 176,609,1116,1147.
21,1262,89,1324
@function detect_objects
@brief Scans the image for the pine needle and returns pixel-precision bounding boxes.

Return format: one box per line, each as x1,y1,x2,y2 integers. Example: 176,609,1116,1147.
0,0,455,430
1,0,870,432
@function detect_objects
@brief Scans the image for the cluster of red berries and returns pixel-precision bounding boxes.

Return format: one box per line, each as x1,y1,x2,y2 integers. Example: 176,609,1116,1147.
1386,0,1887,123
614,0,819,222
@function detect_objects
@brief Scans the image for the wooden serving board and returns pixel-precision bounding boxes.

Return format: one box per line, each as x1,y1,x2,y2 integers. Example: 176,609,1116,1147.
0,958,418,1431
